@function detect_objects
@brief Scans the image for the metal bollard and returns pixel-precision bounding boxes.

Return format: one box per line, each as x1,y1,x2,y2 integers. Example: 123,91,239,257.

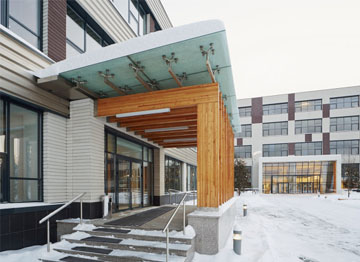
243,204,247,216
233,229,242,255
108,195,113,219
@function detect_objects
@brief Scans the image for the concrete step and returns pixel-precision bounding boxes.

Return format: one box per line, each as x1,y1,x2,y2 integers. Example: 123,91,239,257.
53,245,187,262
77,226,193,245
63,235,192,257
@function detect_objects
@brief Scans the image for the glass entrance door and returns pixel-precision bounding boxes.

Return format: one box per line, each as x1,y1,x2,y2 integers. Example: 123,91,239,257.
131,162,142,208
117,159,131,211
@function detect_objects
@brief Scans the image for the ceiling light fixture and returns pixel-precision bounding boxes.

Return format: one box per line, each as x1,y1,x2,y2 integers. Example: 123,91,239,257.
116,108,170,118
145,126,189,133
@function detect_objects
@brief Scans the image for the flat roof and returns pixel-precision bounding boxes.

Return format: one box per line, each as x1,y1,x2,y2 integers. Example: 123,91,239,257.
34,20,241,132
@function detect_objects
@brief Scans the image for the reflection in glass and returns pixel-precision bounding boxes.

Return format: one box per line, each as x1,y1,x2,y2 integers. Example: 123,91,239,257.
118,159,130,210
131,162,142,208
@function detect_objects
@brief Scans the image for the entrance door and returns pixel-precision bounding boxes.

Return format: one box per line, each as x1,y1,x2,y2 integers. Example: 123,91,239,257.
117,159,131,211
0,154,6,202
131,161,142,208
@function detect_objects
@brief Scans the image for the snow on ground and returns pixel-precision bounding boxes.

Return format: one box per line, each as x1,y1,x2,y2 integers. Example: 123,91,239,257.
1,192,359,262
194,192,360,262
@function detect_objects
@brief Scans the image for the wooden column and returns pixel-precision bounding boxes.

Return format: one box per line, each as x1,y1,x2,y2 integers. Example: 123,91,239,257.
197,102,220,207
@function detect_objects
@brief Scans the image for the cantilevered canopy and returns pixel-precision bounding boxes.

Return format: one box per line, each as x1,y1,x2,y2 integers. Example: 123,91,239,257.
34,20,241,133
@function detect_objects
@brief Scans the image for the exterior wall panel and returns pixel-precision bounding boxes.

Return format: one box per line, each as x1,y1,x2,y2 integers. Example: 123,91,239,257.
47,0,66,61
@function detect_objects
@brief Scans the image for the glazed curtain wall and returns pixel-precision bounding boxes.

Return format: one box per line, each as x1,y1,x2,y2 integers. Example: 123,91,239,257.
263,161,335,194
0,97,42,203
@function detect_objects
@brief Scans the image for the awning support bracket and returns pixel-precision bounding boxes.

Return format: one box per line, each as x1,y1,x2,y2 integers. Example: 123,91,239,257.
129,62,154,92
162,53,187,87
98,69,127,96
71,76,99,99
200,43,220,83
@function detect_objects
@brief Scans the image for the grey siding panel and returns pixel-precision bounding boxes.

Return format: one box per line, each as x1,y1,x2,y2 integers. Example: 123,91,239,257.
77,0,136,42
43,112,67,202
164,148,197,166
145,0,172,29
0,29,69,115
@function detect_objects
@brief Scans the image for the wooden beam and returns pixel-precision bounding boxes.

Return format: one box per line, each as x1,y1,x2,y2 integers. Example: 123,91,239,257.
104,78,126,95
97,83,219,117
135,126,197,136
127,120,197,132
119,114,197,128
163,144,197,148
161,142,197,148
146,133,197,140
151,135,197,144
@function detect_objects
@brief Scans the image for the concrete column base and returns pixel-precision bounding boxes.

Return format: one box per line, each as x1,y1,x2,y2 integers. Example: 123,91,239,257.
188,197,238,254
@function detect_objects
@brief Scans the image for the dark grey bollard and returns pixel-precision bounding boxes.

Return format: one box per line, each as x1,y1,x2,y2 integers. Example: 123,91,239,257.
243,204,247,216
233,229,242,255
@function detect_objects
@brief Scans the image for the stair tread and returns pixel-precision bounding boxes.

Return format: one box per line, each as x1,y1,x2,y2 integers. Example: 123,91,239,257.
93,228,131,234
72,246,112,255
60,256,100,262
81,236,122,244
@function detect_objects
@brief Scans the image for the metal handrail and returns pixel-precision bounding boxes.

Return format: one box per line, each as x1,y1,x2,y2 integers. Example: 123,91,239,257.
168,189,197,205
162,193,188,262
39,192,86,252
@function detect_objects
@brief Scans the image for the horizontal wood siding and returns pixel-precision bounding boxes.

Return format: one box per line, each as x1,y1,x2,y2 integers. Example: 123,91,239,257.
0,30,69,115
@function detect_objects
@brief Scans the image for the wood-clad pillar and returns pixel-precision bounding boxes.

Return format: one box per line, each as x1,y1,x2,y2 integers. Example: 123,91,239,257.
197,102,220,207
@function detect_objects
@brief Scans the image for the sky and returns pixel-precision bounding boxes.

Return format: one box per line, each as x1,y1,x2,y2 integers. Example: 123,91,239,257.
161,0,360,99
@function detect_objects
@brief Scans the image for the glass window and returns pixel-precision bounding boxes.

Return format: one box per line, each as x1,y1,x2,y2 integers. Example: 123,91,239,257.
165,156,182,192
295,142,322,156
263,144,288,157
8,0,41,49
0,100,5,152
236,124,252,138
263,121,288,136
9,103,40,202
295,119,322,134
107,133,116,153
238,106,251,117
86,26,102,52
235,145,252,158
263,103,288,115
66,5,111,57
66,6,85,51
330,140,359,155
330,116,359,132
187,164,197,191
111,0,129,20
295,99,322,112
116,137,143,159
330,95,359,109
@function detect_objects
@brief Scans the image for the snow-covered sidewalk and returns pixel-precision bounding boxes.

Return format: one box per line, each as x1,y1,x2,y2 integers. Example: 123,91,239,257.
194,192,360,262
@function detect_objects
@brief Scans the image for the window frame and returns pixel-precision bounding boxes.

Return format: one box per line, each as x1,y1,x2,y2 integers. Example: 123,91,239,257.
330,116,359,132
295,119,322,134
330,95,359,109
0,95,43,203
262,121,288,136
165,155,183,192
237,124,252,138
263,103,288,116
330,140,359,155
295,99,322,112
238,106,252,117
66,4,112,57
262,143,288,157
294,142,322,156
235,145,252,159
0,0,42,50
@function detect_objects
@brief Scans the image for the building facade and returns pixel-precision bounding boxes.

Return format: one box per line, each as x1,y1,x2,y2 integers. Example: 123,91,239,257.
0,0,200,251
235,86,360,194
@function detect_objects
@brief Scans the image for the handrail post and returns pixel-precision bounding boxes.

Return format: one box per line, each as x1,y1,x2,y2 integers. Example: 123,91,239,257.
80,198,83,224
47,220,50,252
166,227,169,262
183,198,186,235
169,191,171,205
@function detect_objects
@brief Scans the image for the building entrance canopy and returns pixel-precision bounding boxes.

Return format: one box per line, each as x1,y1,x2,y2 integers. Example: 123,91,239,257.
34,20,238,208
34,20,241,134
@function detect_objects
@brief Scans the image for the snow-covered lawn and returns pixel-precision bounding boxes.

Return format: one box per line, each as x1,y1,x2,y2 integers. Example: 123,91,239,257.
194,192,360,262
1,192,359,262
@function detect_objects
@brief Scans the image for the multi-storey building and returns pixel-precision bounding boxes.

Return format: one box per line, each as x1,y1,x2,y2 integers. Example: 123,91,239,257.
235,86,360,194
0,0,240,253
